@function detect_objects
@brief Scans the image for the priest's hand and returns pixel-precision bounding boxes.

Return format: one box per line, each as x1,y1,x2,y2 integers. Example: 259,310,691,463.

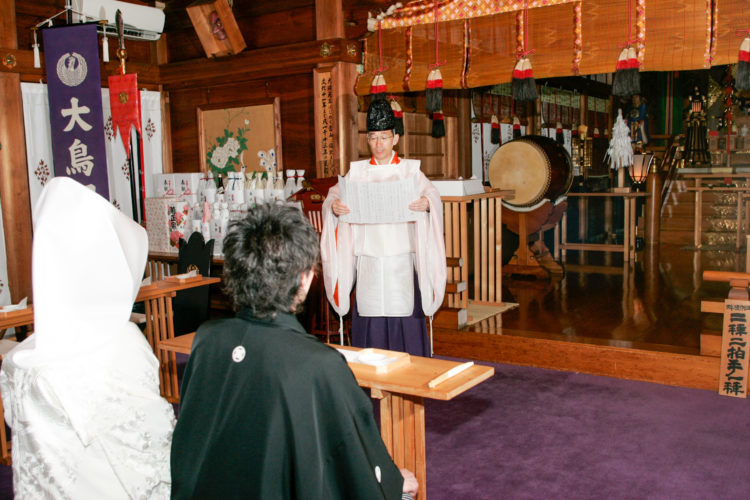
332,200,350,216
409,196,430,212
400,468,418,497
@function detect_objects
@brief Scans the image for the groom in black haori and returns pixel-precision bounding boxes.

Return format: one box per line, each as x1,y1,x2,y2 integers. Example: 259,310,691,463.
171,203,417,499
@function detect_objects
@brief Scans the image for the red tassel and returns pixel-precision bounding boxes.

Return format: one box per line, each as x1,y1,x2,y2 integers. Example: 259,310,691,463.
738,36,750,90
370,73,387,101
390,99,404,136
431,111,445,138
512,58,537,101
612,47,640,96
490,114,500,144
426,68,443,113
512,116,522,139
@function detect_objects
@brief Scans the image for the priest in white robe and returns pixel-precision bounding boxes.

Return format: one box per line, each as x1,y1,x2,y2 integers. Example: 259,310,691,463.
320,99,446,356
0,177,175,499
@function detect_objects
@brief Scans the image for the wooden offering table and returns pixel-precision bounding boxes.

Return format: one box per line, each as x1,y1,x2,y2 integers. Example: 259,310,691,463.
159,334,494,499
336,345,494,499
561,191,650,262
136,277,220,402
0,306,33,332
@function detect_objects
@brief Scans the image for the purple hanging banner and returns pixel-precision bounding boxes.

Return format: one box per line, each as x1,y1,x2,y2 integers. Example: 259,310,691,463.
43,24,109,199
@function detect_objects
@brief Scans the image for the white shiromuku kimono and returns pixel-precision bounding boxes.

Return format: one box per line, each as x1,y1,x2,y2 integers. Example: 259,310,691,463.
0,177,175,499
320,153,446,355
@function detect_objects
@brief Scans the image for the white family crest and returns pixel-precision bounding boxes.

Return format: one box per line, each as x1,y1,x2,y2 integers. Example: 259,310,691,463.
56,52,87,87
231,346,246,363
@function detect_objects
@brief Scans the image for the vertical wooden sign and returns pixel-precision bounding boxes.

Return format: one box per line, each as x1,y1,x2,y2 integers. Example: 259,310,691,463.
719,299,750,397
314,68,337,178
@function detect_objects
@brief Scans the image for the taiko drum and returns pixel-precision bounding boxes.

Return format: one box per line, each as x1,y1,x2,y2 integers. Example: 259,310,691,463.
488,135,573,207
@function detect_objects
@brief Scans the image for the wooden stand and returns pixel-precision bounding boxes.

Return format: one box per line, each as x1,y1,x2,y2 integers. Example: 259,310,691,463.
136,277,221,402
613,167,631,193
436,190,511,328
560,192,649,262
502,201,566,278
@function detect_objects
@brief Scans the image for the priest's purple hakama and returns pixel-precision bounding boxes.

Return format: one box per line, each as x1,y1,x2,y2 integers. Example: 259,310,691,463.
352,275,429,356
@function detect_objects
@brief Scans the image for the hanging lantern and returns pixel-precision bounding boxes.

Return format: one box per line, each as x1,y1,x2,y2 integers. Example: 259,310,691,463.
629,152,654,190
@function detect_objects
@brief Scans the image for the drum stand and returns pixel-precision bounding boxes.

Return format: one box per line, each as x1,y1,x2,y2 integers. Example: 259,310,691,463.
502,201,566,279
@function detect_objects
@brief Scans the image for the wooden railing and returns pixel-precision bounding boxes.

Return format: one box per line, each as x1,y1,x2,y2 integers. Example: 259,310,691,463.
683,174,750,250
436,190,511,329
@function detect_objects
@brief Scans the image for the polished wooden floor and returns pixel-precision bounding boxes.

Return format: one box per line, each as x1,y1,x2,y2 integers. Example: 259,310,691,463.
434,243,744,390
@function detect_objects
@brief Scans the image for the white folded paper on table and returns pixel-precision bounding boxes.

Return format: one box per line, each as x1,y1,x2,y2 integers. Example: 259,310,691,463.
338,175,420,224
0,297,28,312
336,348,401,367
173,270,197,280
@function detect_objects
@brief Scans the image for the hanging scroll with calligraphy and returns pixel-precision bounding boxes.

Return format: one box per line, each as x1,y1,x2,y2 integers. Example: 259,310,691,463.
719,299,750,398
42,24,109,198
315,69,337,178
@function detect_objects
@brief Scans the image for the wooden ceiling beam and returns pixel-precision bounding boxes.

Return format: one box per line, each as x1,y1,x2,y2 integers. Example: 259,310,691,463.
0,47,161,86
159,37,361,90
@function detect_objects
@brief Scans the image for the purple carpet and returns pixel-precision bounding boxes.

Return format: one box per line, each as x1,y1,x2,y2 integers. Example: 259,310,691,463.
1,359,750,499
425,360,750,499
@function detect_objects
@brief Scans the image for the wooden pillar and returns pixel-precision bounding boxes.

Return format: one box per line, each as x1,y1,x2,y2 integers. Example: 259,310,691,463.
579,94,586,129
456,90,472,179
645,171,662,246
0,0,33,302
314,0,358,178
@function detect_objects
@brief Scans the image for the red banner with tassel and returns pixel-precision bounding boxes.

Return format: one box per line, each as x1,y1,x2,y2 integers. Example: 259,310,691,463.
108,73,141,158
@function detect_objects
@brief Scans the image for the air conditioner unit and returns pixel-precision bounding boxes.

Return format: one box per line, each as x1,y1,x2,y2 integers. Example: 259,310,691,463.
71,0,165,41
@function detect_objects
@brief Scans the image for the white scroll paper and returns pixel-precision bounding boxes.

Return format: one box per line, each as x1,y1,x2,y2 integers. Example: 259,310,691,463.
338,175,420,224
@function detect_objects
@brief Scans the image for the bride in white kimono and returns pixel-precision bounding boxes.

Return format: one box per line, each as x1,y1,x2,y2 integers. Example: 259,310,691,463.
320,99,446,356
0,177,175,499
